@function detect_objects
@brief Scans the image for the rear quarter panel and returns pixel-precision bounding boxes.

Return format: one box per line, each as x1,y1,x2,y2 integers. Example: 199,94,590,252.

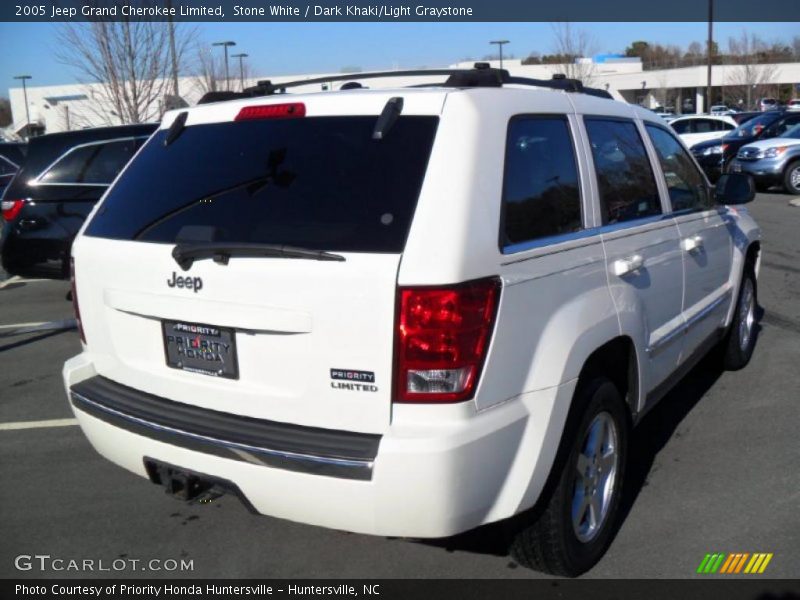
399,90,624,411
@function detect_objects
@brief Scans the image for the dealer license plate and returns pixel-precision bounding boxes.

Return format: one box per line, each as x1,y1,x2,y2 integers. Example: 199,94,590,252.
162,320,238,379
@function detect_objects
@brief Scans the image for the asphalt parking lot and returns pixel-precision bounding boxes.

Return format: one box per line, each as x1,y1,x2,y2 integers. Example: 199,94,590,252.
1,193,798,580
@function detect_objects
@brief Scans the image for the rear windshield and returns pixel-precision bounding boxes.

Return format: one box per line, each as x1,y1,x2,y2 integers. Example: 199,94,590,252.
85,116,439,253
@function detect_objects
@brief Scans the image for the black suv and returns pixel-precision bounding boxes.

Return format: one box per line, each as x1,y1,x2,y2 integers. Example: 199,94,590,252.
691,110,800,181
1,124,156,279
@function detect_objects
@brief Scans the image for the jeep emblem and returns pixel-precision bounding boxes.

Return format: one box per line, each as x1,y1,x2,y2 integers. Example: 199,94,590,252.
167,272,203,292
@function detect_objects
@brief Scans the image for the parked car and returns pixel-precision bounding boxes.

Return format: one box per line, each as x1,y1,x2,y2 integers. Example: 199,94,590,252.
787,99,800,111
0,124,156,279
710,104,736,115
669,114,737,147
758,98,780,111
728,122,800,194
0,142,27,198
691,110,800,181
63,66,761,577
651,106,676,119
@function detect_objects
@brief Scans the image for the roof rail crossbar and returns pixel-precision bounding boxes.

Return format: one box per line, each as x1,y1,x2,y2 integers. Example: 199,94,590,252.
196,64,613,104
250,69,460,96
506,75,612,99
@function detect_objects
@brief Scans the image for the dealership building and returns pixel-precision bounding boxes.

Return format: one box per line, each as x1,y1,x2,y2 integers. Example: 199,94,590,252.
6,55,800,138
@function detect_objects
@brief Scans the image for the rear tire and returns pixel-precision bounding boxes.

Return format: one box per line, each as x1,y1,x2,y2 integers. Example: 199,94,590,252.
721,264,758,370
784,161,800,195
509,377,629,577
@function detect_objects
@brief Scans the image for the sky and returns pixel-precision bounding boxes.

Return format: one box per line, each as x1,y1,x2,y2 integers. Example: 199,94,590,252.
1,21,798,97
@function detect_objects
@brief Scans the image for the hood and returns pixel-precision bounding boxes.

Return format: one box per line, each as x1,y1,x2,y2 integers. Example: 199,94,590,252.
740,137,800,152
691,137,735,151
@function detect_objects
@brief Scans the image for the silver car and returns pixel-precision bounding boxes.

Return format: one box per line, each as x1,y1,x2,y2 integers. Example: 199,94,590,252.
729,122,800,194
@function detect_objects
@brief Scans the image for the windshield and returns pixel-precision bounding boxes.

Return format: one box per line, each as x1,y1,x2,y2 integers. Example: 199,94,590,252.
727,113,777,139
85,116,439,253
779,123,800,139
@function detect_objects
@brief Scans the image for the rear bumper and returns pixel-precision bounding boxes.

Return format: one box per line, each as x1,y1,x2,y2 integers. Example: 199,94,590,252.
70,375,381,481
64,353,575,538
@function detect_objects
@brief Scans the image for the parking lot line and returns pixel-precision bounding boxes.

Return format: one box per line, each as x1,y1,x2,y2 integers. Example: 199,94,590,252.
0,418,78,431
0,319,77,337
0,276,50,289
0,321,49,330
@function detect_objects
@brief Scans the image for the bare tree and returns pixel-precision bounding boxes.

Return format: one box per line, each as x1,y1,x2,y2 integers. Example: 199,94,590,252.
548,23,597,85
725,32,779,109
55,5,193,125
189,44,226,96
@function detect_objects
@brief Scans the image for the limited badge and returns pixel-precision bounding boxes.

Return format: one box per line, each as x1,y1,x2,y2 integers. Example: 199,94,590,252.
330,369,378,392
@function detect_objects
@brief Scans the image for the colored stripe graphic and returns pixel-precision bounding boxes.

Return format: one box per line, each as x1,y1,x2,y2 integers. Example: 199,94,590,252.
720,554,736,574
710,553,726,573
701,552,773,574
758,554,773,573
735,553,749,573
697,554,712,573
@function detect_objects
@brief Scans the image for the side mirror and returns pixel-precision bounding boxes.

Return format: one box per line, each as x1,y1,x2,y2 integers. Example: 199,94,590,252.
715,173,755,205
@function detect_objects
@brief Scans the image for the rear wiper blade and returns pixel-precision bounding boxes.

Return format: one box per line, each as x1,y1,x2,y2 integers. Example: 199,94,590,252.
172,242,346,271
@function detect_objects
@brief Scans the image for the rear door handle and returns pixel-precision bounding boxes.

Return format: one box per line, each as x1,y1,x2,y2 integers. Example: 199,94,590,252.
612,255,644,276
682,235,704,253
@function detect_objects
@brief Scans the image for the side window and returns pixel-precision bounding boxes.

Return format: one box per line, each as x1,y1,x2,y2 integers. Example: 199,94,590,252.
646,124,712,212
0,156,17,176
501,116,582,248
585,118,661,224
770,115,800,137
38,138,143,185
670,120,691,135
721,121,735,131
693,119,715,134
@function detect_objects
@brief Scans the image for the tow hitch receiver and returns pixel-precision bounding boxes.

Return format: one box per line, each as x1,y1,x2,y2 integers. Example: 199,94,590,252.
145,459,226,504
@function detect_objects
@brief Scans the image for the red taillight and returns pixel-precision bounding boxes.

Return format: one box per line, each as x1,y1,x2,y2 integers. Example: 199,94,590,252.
70,258,86,343
395,277,501,403
235,103,306,121
1,199,24,222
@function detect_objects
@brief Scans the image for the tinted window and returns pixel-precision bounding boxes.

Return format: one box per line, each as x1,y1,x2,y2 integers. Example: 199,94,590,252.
501,117,581,248
86,117,439,253
585,118,661,224
646,125,712,212
779,123,800,139
693,119,716,133
766,114,800,137
671,120,692,134
38,138,143,185
0,156,17,176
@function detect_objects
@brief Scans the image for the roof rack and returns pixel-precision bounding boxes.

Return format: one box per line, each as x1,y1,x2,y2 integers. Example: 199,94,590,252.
197,63,612,104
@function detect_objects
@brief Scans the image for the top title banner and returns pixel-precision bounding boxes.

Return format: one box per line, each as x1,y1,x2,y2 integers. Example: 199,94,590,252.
4,0,800,22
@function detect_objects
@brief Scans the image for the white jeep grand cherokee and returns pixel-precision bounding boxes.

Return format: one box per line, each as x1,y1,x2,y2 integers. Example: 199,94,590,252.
64,67,761,576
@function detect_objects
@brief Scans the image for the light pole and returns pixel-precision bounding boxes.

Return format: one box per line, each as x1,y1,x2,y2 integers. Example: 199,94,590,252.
213,41,237,91
706,0,714,113
490,40,510,70
166,0,180,97
13,75,32,131
232,53,249,91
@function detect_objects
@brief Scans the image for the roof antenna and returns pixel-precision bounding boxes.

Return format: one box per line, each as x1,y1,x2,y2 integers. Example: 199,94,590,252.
164,111,188,146
372,97,404,141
